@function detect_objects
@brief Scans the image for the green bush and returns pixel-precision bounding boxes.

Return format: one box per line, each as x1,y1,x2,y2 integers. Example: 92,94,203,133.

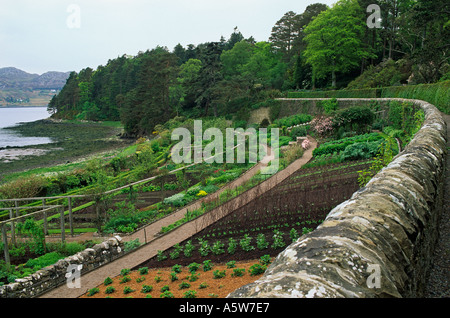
183,290,197,298
141,285,153,293
332,106,375,133
87,288,100,296
213,270,226,279
24,252,65,270
273,113,312,127
231,268,245,277
249,264,266,276
340,141,382,161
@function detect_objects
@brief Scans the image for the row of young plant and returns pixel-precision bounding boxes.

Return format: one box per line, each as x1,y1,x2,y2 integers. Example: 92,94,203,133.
87,255,272,298
156,226,315,263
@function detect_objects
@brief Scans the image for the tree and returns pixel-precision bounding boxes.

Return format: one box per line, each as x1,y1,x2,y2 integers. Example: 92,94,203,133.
408,0,450,82
220,40,254,78
121,47,179,136
269,11,303,63
171,58,202,113
303,0,375,88
194,42,223,116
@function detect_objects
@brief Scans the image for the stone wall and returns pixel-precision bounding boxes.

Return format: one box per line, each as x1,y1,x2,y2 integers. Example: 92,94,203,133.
229,99,447,298
0,236,124,298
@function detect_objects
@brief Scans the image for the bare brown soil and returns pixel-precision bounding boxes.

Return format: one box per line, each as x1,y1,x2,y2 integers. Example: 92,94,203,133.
80,259,266,299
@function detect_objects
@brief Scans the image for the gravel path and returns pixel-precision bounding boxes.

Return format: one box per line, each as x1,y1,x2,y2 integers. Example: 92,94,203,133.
425,112,450,298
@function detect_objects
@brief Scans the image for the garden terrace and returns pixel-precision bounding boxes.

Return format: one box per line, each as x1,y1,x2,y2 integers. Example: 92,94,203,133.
138,160,370,269
229,98,447,298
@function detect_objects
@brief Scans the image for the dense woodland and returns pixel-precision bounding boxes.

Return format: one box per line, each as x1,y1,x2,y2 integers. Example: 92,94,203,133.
48,0,449,136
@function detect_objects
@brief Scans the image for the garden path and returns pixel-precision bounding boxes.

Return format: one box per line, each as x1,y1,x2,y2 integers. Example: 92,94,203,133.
425,112,450,297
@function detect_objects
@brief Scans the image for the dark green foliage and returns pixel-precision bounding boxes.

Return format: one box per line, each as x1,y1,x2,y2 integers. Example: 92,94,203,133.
340,141,382,161
332,106,375,134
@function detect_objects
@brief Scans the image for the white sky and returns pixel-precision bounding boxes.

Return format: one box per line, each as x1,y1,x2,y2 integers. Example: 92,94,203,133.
0,0,337,74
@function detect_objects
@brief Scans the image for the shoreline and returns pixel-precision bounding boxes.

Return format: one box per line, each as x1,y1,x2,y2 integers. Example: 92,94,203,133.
0,118,132,182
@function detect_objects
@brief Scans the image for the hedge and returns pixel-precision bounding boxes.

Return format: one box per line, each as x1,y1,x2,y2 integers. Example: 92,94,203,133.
287,81,450,114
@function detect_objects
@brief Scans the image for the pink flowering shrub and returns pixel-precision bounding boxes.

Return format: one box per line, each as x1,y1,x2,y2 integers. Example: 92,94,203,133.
311,116,334,137
301,138,310,150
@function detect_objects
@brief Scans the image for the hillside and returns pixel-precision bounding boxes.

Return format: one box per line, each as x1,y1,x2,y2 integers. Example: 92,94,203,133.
0,67,70,107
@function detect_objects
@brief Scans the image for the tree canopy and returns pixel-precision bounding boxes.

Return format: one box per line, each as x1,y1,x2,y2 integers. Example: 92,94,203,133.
48,1,449,136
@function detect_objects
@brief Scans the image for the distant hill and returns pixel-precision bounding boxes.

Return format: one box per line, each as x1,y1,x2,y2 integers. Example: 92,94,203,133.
0,67,71,90
0,67,71,106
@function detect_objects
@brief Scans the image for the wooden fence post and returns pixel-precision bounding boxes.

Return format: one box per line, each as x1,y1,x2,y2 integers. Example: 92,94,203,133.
9,209,15,247
68,197,74,237
43,211,48,235
2,224,10,265
60,206,65,243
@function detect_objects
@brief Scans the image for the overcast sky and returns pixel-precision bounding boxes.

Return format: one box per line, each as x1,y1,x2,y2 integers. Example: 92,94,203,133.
0,0,337,75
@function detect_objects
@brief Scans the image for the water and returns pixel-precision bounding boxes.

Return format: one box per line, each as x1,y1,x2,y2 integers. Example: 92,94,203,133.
0,107,53,148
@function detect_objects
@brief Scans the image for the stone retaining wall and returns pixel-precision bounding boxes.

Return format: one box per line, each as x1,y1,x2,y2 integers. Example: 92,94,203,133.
0,236,124,298
229,99,447,298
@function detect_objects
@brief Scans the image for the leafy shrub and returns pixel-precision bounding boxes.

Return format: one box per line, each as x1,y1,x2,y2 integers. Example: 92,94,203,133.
172,264,182,274
123,286,135,294
239,234,255,252
211,240,225,255
179,282,191,289
170,272,178,282
256,233,269,250
160,285,170,292
183,240,195,258
232,268,246,277
25,252,65,270
188,272,200,282
260,255,272,266
138,267,149,275
188,262,200,273
199,282,209,289
87,288,100,296
249,264,266,276
163,193,187,207
226,261,236,269
103,277,113,286
120,268,131,276
198,239,210,257
105,286,116,294
157,250,167,262
141,285,153,293
290,125,309,139
169,244,183,259
273,113,312,127
271,230,286,249
340,141,381,161
119,276,131,284
123,239,141,252
332,106,374,133
183,290,197,298
313,133,383,157
202,260,213,272
227,238,237,254
290,228,300,242
213,270,226,279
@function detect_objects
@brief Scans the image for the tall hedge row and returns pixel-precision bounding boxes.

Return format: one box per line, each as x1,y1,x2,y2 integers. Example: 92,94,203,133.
287,81,450,114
